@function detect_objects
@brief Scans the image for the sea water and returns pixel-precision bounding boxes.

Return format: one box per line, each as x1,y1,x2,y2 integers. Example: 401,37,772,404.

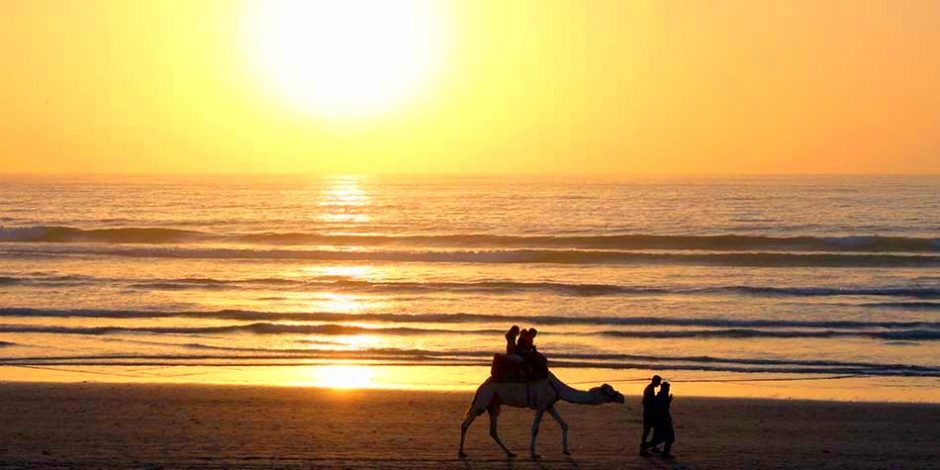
1,175,938,401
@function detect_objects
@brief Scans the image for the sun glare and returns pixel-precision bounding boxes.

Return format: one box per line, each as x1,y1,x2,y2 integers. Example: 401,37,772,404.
313,365,376,389
244,0,444,119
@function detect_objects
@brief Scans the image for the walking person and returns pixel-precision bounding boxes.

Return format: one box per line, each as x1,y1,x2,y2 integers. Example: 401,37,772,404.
646,381,675,459
638,375,662,455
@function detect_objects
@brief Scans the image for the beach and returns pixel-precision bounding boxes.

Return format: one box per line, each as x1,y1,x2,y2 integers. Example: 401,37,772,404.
0,382,937,469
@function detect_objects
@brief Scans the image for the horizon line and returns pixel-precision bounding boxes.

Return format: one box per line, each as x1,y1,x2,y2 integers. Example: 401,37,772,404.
3,171,939,178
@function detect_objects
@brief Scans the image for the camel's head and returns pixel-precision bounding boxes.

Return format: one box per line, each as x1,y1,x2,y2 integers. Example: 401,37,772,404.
596,383,625,404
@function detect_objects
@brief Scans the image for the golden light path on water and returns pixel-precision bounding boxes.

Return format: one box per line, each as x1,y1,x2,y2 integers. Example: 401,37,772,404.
302,175,377,314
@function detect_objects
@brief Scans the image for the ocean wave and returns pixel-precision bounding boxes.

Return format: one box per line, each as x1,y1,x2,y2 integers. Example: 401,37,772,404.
734,286,940,298
598,329,940,340
6,272,939,299
129,279,653,295
1,321,938,341
4,245,939,267
2,226,938,252
3,347,937,377
862,302,940,310
0,226,208,244
2,308,939,331
3,358,935,377
145,342,940,374
135,279,940,298
0,274,101,288
0,322,501,337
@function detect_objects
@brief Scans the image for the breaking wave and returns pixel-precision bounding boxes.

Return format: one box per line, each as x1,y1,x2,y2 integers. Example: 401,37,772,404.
0,226,207,244
4,274,940,299
2,307,939,330
1,319,937,341
2,345,938,377
2,226,938,252
4,245,939,267
862,302,940,310
129,280,940,298
598,329,940,341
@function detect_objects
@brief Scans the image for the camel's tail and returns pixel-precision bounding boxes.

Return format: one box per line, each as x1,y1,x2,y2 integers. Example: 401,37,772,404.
465,377,494,418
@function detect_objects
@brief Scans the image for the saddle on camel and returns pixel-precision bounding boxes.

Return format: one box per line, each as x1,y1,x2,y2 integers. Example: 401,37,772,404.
491,325,549,382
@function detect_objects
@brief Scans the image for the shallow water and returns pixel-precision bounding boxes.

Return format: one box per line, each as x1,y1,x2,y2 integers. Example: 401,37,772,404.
1,175,938,400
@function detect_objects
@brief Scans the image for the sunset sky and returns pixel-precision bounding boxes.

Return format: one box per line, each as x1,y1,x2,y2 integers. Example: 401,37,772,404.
2,0,938,175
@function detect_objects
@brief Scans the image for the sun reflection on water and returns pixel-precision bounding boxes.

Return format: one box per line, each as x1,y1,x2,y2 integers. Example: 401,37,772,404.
319,175,370,207
317,292,368,312
316,175,373,232
329,334,381,350
318,213,371,223
304,265,375,279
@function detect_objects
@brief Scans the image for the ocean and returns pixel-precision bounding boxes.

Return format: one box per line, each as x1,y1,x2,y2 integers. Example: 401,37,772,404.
1,174,938,400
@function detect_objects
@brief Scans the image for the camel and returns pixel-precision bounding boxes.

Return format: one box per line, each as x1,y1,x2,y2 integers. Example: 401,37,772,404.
458,372,625,460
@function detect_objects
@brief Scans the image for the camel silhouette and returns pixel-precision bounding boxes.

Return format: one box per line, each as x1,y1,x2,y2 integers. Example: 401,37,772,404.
458,372,624,459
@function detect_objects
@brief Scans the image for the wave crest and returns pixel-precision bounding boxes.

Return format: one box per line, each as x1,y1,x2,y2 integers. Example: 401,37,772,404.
1,320,937,341
3,307,939,329
3,345,938,377
5,245,940,267
2,226,938,252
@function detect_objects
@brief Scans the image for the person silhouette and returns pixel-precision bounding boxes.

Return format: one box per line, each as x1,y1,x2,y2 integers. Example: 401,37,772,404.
496,326,547,380
638,374,662,455
646,381,675,459
517,328,537,355
505,325,521,356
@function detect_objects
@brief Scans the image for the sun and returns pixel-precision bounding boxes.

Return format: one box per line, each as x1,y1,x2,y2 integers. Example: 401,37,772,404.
244,0,444,119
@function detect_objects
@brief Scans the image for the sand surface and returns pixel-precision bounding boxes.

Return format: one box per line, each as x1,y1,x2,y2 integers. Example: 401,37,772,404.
0,382,937,469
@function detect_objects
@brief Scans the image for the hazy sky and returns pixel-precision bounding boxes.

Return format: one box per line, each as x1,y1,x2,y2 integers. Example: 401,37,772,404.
2,0,938,175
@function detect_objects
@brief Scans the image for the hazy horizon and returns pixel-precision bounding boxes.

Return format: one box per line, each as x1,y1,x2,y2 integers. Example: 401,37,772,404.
4,171,940,178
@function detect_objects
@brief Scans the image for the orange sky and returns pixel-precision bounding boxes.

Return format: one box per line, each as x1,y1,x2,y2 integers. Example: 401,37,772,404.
1,0,938,175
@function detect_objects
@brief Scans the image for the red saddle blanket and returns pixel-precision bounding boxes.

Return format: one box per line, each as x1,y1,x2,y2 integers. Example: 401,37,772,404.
490,352,549,382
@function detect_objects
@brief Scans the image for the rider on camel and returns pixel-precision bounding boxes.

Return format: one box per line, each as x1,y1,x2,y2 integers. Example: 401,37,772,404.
496,325,546,380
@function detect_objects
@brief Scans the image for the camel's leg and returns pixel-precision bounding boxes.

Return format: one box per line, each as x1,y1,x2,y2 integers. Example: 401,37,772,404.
487,407,515,458
459,381,496,458
529,408,545,460
547,405,570,455
458,413,478,458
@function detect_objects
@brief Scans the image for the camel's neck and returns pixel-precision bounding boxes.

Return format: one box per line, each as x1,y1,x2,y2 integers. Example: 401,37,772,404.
549,375,603,405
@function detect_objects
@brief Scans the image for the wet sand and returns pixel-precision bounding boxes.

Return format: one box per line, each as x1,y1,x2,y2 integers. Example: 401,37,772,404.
0,382,937,469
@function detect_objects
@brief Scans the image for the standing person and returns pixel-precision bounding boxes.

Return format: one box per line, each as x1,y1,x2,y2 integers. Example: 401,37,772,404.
638,375,662,455
647,382,675,459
